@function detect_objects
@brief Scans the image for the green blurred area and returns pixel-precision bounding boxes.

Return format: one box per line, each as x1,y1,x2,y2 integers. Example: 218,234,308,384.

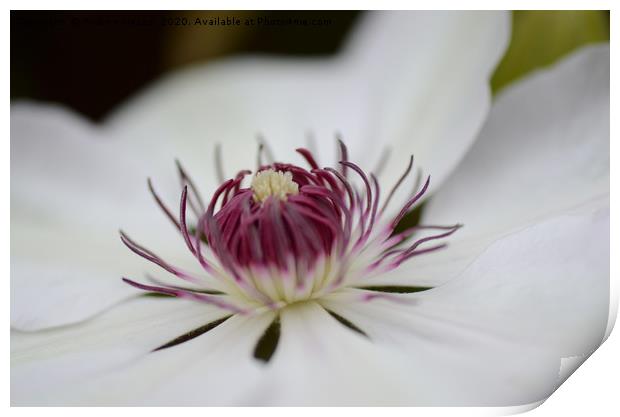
491,10,609,94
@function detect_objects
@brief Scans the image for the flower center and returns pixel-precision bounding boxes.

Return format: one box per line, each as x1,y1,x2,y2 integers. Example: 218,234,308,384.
207,163,343,272
251,169,299,203
121,141,461,312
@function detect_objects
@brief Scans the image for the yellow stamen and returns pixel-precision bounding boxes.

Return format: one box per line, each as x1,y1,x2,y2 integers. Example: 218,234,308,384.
251,169,299,203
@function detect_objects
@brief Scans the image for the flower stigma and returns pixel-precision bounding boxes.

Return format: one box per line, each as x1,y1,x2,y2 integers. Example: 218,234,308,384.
251,169,299,203
120,140,461,357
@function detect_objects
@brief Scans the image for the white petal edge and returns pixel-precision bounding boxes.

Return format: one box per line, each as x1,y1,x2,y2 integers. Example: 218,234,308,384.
12,208,608,405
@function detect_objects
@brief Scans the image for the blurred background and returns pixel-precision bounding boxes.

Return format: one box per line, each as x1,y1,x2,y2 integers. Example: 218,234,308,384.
11,10,609,122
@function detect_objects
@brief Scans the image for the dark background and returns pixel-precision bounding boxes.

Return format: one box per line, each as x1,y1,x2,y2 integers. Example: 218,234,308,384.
11,11,609,122
11,11,360,121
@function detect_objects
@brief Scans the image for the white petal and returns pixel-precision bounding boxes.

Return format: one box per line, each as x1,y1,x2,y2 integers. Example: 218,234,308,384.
414,44,610,286
361,197,606,288
12,210,609,405
11,103,199,330
10,102,186,220
427,208,609,357
105,57,354,195
11,296,232,405
15,299,413,406
342,11,510,203
357,230,494,288
324,291,559,405
325,210,609,405
15,310,275,406
254,301,415,405
424,44,609,238
106,11,509,205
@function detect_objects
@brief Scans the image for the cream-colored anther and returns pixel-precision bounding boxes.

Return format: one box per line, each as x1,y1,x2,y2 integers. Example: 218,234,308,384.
251,169,299,203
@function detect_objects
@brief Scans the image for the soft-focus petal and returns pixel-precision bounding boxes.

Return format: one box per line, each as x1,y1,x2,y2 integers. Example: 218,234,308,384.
13,306,274,405
342,11,510,201
11,296,231,405
12,102,153,221
12,215,136,331
325,209,609,405
424,44,609,238
105,57,352,196
106,11,509,205
12,209,608,405
255,302,415,405
11,103,195,330
411,44,610,286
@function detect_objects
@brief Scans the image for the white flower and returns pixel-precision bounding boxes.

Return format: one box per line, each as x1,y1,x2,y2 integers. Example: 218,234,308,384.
10,11,609,406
